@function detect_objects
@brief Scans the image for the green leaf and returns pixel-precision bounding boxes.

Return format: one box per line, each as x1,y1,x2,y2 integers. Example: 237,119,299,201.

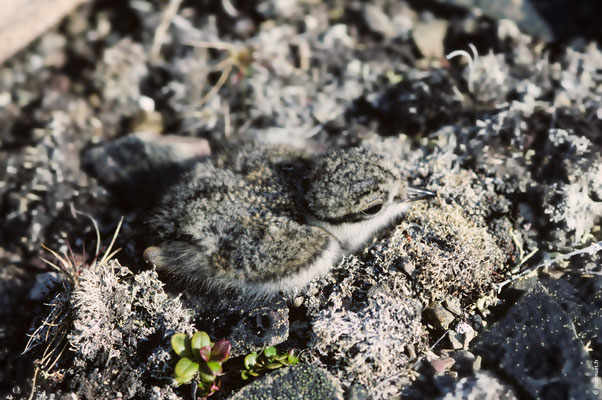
241,370,250,380
206,361,223,375
174,357,199,384
244,352,258,369
287,350,299,365
171,333,192,358
263,346,277,358
199,365,217,383
266,362,283,369
191,331,211,354
174,377,184,385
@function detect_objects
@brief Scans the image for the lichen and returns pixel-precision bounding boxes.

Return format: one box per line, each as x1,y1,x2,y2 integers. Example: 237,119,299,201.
31,260,194,399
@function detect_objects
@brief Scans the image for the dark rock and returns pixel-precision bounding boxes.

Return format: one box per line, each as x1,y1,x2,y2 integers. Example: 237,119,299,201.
191,295,289,358
435,0,602,41
435,0,553,40
539,275,602,363
228,364,343,400
82,132,210,209
474,279,599,399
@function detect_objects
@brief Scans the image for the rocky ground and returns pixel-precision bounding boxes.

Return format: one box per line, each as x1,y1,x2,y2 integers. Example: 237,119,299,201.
0,1,601,399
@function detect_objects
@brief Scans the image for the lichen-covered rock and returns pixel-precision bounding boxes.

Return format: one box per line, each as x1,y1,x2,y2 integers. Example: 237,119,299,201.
228,364,344,400
308,271,422,397
473,279,599,399
538,275,602,369
31,261,195,399
188,294,290,358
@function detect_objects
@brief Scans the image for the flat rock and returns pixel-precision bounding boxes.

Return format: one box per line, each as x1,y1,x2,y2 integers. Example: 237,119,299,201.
473,279,599,399
228,364,344,400
82,132,210,208
0,0,90,64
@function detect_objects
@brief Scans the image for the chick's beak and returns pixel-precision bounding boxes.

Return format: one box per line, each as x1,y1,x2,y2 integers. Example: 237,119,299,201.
405,186,436,202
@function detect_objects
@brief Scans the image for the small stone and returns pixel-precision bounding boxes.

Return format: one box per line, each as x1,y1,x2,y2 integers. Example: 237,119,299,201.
424,302,455,330
362,4,396,39
455,321,475,348
129,110,163,134
472,355,481,371
448,331,463,350
406,343,417,359
28,272,61,301
402,260,416,276
436,371,518,400
412,19,448,60
430,357,455,374
444,297,463,316
347,384,371,400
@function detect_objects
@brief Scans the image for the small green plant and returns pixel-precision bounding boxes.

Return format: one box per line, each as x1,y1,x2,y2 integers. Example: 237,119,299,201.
171,331,231,398
241,346,299,380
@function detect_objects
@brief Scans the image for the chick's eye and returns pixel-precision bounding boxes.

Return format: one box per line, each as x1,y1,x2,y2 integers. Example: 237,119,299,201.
361,203,383,216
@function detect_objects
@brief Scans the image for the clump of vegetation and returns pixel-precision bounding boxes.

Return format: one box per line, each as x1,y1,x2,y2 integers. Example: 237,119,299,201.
24,211,124,398
171,331,232,398
241,346,300,380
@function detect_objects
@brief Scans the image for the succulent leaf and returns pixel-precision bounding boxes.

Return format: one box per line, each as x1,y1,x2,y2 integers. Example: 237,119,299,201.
211,339,231,362
288,350,299,364
206,361,223,375
266,362,283,369
191,331,211,353
263,346,277,358
199,345,211,363
244,352,258,369
174,357,199,384
199,367,217,383
171,333,192,358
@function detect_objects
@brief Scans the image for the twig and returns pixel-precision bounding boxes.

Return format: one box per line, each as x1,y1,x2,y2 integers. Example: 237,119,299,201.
98,216,124,266
495,241,602,293
27,367,40,400
151,0,183,60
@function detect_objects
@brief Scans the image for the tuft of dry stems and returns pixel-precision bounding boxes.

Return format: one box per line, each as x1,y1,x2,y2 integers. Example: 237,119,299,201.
40,210,123,287
25,209,124,400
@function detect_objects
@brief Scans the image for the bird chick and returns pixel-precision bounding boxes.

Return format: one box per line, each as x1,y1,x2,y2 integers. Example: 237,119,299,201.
145,145,434,296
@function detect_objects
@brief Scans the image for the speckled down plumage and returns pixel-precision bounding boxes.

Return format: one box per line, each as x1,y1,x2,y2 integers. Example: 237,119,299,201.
146,145,426,296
